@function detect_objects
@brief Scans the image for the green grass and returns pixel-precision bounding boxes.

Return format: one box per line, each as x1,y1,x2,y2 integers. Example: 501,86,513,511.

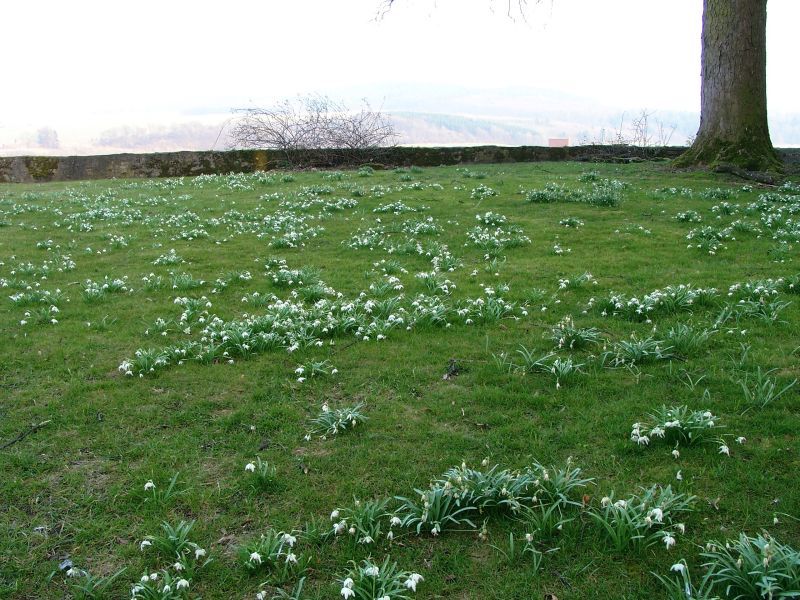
1,162,799,599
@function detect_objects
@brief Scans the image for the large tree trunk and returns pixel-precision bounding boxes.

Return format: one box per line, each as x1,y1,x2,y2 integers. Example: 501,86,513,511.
675,0,782,172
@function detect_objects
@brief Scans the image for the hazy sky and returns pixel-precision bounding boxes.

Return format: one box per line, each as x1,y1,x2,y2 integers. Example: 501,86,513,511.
2,0,798,135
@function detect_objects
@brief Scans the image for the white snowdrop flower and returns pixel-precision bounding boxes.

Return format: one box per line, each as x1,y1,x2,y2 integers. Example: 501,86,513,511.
297,377,306,383
405,573,424,592
140,540,152,551
343,577,354,589
256,592,267,600
671,563,685,573
348,526,356,536
676,523,686,534
245,462,256,473
663,534,676,549
676,470,683,481
365,565,380,577
387,530,394,541
173,562,184,571
282,533,297,547
391,516,402,527
144,480,155,491
341,587,355,599
194,548,206,560
650,508,664,523
525,533,534,542
66,567,81,577
672,449,680,459
736,436,747,444
601,496,611,508
249,552,263,565
774,516,780,525
176,579,189,590
285,552,298,564
719,444,730,456
330,510,340,520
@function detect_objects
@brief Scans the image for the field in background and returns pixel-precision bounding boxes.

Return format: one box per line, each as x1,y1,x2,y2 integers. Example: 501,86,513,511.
1,162,799,599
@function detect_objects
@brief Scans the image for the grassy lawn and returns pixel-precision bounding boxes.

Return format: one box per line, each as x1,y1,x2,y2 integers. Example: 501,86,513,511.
1,161,799,599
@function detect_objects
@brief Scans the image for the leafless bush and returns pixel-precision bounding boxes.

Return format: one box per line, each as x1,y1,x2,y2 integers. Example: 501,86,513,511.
579,109,677,154
229,94,398,166
628,110,676,148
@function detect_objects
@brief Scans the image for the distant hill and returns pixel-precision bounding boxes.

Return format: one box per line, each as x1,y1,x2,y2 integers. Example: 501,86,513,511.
2,83,799,155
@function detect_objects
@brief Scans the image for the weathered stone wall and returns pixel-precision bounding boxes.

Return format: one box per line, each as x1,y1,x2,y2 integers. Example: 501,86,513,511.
4,145,794,184
0,150,277,183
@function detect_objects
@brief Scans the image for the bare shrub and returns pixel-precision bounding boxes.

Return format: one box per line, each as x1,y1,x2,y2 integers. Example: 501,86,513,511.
229,94,398,167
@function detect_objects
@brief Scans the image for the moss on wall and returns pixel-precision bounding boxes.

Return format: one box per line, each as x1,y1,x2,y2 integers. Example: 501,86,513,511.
0,158,13,183
23,156,59,181
252,150,269,172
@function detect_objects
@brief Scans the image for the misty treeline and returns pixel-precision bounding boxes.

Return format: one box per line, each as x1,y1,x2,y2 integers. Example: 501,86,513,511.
95,123,220,150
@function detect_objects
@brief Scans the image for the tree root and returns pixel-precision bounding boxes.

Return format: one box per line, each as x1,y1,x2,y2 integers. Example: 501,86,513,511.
713,163,782,186
673,135,784,174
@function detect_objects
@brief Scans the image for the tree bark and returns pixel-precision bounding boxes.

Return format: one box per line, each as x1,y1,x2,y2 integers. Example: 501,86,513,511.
674,0,782,172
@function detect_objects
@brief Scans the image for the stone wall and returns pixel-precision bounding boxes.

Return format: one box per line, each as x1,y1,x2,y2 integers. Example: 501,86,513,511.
0,144,756,184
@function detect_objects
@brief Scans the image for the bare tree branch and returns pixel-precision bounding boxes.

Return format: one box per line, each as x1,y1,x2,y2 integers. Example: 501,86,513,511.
0,420,51,451
378,0,538,22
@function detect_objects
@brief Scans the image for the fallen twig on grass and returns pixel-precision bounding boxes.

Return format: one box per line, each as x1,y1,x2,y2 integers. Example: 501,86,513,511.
0,420,51,451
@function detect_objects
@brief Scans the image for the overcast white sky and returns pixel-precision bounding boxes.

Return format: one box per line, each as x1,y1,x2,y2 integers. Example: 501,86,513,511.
1,0,798,146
